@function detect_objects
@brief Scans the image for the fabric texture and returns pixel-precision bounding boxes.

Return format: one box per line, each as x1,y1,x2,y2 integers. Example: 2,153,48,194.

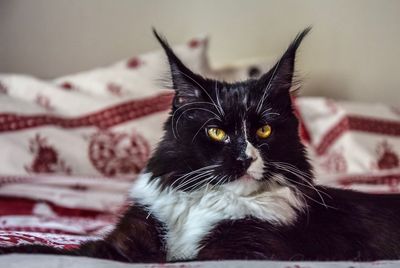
297,97,400,178
0,36,209,176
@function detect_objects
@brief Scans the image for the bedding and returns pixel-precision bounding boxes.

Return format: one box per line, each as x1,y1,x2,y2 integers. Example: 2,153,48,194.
0,35,210,176
0,174,128,248
1,37,400,266
296,97,400,194
296,98,400,180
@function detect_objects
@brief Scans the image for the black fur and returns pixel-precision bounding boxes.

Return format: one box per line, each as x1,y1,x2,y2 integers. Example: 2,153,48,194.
198,187,400,261
2,28,400,262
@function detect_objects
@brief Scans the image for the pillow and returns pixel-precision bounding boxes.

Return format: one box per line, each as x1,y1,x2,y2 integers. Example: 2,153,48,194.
296,97,400,177
0,35,209,177
53,35,210,98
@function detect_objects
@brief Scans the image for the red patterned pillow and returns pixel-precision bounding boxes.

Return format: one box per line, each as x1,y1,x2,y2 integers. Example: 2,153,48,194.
53,35,209,98
0,36,209,177
296,97,400,177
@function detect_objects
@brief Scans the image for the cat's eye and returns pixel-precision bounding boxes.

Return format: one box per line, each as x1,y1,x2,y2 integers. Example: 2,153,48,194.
256,125,272,139
207,128,228,142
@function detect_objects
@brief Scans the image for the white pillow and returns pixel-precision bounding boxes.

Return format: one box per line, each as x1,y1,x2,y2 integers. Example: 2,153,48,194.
0,35,209,177
296,97,400,177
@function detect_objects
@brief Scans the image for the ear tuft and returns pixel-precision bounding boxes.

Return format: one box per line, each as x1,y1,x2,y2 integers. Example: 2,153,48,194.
273,27,310,86
258,27,310,96
153,28,186,75
255,28,310,112
285,27,311,59
153,28,206,108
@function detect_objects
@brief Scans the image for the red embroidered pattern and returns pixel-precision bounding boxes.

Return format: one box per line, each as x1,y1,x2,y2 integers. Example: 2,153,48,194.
24,134,72,174
106,83,123,96
316,116,400,155
373,140,399,170
0,197,107,218
0,231,96,249
338,173,400,187
319,148,347,173
188,38,202,48
59,82,77,91
325,98,338,114
35,94,54,111
292,98,311,143
88,130,150,176
0,92,174,132
126,57,142,69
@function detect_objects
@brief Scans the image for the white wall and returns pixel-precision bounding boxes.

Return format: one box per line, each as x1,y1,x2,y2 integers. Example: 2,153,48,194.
1,0,400,104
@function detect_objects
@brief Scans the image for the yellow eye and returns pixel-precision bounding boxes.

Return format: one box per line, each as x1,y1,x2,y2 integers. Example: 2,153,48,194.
256,125,272,139
207,128,227,142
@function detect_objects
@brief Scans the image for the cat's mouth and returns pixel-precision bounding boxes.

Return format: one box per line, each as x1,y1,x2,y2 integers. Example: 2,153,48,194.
240,172,262,181
222,172,265,196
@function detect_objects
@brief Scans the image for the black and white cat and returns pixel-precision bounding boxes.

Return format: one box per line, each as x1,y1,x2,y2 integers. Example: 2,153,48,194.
2,28,400,262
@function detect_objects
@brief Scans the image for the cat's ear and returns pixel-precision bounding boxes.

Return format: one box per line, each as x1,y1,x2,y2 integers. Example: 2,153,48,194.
257,27,310,105
153,29,205,108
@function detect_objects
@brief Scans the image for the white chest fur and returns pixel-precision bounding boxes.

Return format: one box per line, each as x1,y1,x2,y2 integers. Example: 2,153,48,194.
130,173,302,261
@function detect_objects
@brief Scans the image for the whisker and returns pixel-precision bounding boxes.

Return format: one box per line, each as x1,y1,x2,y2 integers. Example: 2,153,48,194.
256,57,282,114
208,175,226,192
276,175,330,209
171,170,212,190
269,162,333,209
174,107,222,138
174,170,215,191
276,163,332,199
182,174,216,192
176,70,224,117
260,108,281,120
216,175,227,187
171,101,223,139
170,164,219,189
173,165,219,191
272,163,325,192
191,118,215,143
258,143,270,150
215,81,225,116
203,175,218,192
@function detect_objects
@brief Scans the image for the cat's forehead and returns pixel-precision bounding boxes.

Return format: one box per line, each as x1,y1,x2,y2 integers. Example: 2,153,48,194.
216,80,263,112
209,80,271,127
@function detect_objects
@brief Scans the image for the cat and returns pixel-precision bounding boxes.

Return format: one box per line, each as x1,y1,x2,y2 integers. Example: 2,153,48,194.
2,28,400,262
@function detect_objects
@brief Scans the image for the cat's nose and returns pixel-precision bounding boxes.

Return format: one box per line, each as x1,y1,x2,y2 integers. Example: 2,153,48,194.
236,156,254,170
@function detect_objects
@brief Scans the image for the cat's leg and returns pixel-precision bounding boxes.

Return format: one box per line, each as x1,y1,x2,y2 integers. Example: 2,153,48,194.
82,204,167,263
0,204,166,263
197,219,292,261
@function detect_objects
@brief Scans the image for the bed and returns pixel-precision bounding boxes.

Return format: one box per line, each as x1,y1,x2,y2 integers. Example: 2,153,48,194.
0,35,400,267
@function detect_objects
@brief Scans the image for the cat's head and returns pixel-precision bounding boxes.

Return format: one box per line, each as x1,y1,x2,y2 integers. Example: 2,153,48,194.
147,28,312,192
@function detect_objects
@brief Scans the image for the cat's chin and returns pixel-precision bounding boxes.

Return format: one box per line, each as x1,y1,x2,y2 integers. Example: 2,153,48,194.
221,173,263,196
